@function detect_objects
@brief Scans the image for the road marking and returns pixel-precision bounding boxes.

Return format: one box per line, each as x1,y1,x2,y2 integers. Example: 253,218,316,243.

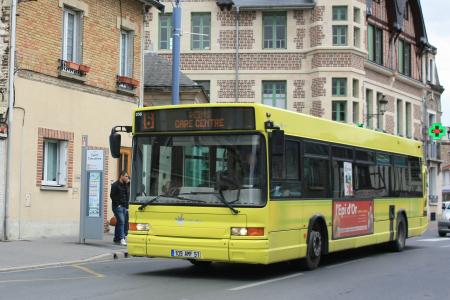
0,276,93,284
228,273,303,291
416,238,448,242
72,264,105,278
439,244,450,248
325,258,366,269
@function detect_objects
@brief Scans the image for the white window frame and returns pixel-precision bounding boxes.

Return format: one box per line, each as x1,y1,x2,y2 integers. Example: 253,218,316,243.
63,7,81,63
120,30,133,77
43,139,68,186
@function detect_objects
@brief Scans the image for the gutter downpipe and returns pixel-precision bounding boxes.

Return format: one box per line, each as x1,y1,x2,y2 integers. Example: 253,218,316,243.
4,0,18,241
235,6,239,102
140,4,146,108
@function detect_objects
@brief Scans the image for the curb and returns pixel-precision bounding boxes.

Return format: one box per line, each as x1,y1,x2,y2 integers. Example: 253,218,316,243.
0,251,129,273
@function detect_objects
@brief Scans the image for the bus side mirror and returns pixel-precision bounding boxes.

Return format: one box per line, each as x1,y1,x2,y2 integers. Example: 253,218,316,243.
109,131,121,159
271,130,285,156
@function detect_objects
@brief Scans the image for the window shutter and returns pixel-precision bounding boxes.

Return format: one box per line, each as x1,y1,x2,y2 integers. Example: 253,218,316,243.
58,141,68,186
127,32,134,77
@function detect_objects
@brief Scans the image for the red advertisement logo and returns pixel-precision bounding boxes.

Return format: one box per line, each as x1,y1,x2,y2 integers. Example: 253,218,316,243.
333,200,374,239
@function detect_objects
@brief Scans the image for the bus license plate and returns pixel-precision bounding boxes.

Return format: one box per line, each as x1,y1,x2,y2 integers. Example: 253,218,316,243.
171,249,201,258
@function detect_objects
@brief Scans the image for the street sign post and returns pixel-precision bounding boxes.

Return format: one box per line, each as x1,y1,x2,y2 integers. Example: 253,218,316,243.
79,136,105,243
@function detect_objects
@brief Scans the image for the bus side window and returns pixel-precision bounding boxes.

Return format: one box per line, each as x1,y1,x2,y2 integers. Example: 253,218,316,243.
271,140,301,198
303,141,330,199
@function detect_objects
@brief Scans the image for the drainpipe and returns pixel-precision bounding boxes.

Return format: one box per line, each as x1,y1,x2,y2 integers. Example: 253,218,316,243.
140,4,146,107
171,0,181,105
4,0,18,241
234,6,240,102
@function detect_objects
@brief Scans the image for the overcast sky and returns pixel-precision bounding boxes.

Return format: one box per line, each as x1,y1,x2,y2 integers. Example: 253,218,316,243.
421,0,449,125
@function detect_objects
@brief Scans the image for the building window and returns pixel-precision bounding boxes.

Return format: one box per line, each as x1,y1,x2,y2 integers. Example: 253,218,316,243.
368,24,383,65
429,58,434,83
352,79,359,98
262,81,286,109
119,30,134,77
191,13,211,50
332,101,347,122
354,7,361,23
366,89,374,129
159,13,172,50
376,92,384,130
353,101,359,123
397,99,403,135
333,25,347,46
404,2,409,20
43,140,68,186
405,102,412,137
263,12,286,49
398,39,411,77
333,6,347,21
354,27,361,48
195,80,210,100
332,78,347,96
62,7,82,63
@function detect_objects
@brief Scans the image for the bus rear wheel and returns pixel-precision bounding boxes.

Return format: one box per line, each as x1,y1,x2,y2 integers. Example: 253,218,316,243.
303,224,323,270
390,215,406,252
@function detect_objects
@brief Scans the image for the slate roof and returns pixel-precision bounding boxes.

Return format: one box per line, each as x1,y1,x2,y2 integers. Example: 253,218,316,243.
144,53,197,88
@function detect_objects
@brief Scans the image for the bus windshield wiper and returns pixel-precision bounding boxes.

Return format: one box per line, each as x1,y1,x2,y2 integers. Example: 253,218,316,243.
217,190,239,215
178,191,239,214
138,195,162,211
138,194,206,211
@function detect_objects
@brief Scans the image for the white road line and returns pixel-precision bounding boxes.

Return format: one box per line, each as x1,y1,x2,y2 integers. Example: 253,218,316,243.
439,245,450,248
325,258,366,269
416,238,449,242
228,273,303,291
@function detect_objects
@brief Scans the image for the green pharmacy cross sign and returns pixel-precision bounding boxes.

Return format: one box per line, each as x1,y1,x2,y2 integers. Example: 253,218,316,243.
428,123,447,140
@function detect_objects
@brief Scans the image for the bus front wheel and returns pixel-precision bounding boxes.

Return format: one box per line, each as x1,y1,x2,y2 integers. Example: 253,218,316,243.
303,224,323,270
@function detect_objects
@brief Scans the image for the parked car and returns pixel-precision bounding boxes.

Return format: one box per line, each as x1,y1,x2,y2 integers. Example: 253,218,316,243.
438,201,450,237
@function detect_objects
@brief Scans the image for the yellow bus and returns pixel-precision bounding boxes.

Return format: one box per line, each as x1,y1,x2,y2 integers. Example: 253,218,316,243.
109,103,428,270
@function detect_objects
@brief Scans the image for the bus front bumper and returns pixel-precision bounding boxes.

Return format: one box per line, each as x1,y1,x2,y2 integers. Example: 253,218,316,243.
127,234,270,264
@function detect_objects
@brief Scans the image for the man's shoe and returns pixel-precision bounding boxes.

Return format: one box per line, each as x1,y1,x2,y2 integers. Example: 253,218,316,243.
120,238,127,246
113,240,121,245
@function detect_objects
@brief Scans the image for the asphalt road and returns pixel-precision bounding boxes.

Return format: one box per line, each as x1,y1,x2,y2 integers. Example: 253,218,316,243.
1,225,450,300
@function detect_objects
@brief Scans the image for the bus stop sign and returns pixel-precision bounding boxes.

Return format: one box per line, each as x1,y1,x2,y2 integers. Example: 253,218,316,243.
428,123,446,140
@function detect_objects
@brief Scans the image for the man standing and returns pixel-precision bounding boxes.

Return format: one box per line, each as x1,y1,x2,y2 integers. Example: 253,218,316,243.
110,171,130,246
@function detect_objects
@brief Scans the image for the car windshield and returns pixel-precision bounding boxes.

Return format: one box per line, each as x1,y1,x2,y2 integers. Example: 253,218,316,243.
130,134,267,207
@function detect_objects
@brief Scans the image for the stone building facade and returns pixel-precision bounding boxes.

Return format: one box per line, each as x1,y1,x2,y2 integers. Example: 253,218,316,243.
144,0,444,217
0,0,164,239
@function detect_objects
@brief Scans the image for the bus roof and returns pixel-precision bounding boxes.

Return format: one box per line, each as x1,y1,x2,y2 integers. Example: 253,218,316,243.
134,103,423,158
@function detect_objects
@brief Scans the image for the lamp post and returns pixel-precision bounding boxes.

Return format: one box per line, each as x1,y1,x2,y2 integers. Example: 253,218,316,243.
367,94,388,120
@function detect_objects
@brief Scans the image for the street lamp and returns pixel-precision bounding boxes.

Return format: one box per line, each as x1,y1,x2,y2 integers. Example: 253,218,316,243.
367,94,388,119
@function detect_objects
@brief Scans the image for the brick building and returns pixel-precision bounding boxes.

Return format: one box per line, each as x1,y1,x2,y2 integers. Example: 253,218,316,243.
144,0,444,218
0,0,164,239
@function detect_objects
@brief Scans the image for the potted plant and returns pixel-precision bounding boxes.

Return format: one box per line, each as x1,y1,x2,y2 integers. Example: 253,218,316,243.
79,64,90,73
66,61,80,70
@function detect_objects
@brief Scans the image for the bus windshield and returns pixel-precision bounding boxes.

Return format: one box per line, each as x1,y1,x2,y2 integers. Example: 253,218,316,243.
131,134,267,208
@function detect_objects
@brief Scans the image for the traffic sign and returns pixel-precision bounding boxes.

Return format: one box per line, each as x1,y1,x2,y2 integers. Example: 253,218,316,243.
428,123,447,140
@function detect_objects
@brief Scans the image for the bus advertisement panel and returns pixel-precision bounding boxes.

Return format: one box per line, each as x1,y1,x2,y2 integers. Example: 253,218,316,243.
333,200,374,239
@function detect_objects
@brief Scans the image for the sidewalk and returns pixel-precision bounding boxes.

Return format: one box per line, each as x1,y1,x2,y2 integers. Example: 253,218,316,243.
0,231,128,272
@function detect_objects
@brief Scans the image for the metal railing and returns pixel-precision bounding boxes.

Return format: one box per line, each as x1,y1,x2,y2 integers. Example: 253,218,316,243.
60,60,84,77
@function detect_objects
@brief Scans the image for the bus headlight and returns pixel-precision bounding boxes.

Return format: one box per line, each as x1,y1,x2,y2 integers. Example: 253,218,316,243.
231,227,264,236
129,223,150,231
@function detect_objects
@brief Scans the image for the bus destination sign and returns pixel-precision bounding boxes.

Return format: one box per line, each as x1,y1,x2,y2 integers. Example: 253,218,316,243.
135,107,255,132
